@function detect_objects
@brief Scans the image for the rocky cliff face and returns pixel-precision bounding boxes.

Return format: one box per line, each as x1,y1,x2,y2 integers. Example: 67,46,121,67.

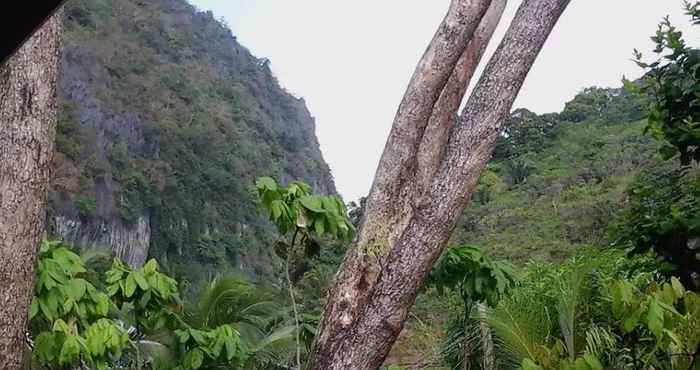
48,0,335,277
54,215,150,267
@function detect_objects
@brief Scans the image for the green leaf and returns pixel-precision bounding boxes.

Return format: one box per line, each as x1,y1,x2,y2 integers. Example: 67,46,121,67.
66,278,87,301
583,354,603,370
255,176,277,191
184,348,204,370
29,298,39,319
313,218,325,236
33,332,58,364
143,259,158,274
124,273,137,298
58,335,81,365
139,289,152,308
133,271,150,290
646,298,664,338
94,293,110,316
105,268,123,284
521,358,543,370
105,283,119,297
622,307,642,333
190,329,206,345
224,334,238,360
299,195,324,213
670,277,685,298
175,329,190,343
270,200,284,219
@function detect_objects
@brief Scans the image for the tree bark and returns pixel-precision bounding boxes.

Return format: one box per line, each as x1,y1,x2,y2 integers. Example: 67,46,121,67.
0,11,62,369
417,0,507,193
309,2,493,367
309,0,571,368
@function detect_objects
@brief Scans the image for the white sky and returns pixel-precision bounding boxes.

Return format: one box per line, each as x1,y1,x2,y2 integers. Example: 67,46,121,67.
189,0,699,202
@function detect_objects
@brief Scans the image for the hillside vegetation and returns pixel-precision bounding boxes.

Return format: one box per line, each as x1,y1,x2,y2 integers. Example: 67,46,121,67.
49,0,335,280
447,86,651,263
455,118,660,263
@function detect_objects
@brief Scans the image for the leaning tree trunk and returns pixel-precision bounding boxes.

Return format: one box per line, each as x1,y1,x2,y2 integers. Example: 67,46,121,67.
309,0,571,368
0,11,62,369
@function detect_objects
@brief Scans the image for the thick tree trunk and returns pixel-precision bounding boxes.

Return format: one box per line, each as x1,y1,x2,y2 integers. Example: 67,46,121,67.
309,2,493,367
0,11,62,369
309,0,570,368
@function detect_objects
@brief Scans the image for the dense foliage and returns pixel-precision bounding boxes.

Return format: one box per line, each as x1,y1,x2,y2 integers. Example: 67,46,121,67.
429,245,516,370
612,2,700,291
628,1,700,165
455,118,659,264
29,241,251,369
483,251,700,370
611,166,700,289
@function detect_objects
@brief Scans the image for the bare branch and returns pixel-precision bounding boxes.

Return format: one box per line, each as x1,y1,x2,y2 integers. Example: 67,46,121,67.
360,0,494,243
416,0,508,193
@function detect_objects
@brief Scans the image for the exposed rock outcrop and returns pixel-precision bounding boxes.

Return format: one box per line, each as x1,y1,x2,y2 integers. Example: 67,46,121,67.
55,215,150,267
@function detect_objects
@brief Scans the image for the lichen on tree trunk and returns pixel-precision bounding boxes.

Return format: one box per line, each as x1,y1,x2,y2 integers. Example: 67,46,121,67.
0,10,62,369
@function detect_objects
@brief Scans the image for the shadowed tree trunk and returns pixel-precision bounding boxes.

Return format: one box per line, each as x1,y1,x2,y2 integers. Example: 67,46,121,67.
309,0,571,368
0,11,62,369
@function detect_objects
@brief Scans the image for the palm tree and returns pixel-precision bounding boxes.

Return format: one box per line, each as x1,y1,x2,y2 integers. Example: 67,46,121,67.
189,276,308,369
483,261,624,369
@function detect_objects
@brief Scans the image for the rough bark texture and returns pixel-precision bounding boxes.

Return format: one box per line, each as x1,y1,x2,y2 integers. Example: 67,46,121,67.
0,11,62,369
417,0,507,193
309,0,571,368
310,1,493,368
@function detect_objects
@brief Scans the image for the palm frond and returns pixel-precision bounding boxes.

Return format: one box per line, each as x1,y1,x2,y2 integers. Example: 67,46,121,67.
486,293,552,367
555,263,592,360
193,275,278,328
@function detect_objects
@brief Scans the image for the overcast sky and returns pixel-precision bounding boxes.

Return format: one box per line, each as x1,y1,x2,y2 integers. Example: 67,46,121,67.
189,0,699,202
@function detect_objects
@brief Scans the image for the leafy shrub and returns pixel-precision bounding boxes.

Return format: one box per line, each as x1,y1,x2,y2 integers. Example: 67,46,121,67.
30,240,128,369
628,2,700,165
29,241,251,370
480,250,700,370
610,166,700,289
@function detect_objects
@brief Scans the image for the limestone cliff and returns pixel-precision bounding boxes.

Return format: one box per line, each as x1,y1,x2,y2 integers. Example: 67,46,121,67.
48,0,335,277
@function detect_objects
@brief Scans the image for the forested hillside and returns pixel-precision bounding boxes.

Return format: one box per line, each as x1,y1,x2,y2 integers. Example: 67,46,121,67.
453,87,655,263
48,0,335,279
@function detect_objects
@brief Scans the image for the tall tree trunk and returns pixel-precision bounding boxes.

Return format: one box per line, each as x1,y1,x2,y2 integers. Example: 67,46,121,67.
0,11,62,369
309,0,571,368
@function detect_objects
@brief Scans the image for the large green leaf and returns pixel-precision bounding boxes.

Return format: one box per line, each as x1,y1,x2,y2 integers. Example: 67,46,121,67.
299,195,324,213
255,176,277,191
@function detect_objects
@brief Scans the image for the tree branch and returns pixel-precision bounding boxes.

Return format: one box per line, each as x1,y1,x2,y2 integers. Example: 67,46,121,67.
416,0,508,193
359,0,494,246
